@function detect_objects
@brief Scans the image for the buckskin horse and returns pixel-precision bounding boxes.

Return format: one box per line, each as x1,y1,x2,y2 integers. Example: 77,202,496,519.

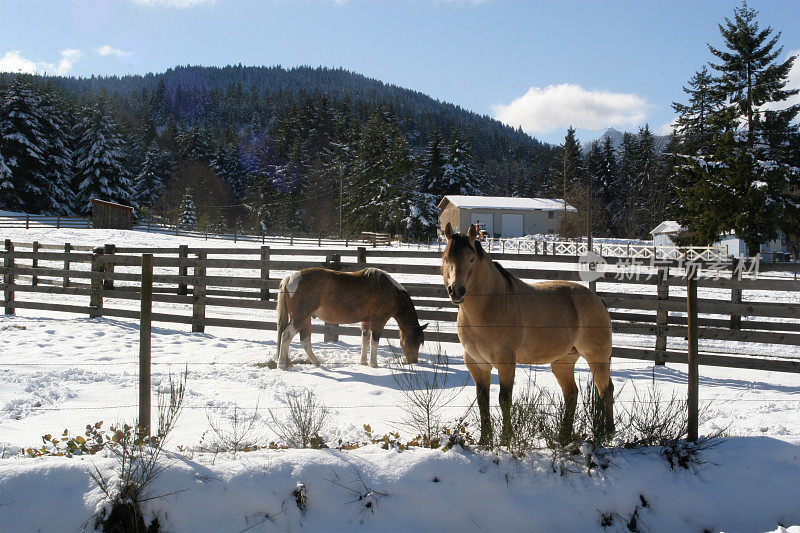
441,223,613,444
276,267,427,369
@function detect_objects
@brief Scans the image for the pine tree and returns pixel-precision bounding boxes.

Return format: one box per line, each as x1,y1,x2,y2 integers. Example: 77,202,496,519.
677,2,800,252
179,189,197,229
614,132,638,237
0,77,50,213
38,89,75,214
671,66,721,155
443,131,485,196
72,102,135,215
134,143,173,210
555,127,584,236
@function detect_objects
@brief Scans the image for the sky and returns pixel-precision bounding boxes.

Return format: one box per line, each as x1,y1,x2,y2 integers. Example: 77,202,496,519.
0,0,798,145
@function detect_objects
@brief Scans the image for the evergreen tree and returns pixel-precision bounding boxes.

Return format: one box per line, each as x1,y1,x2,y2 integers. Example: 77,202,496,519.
0,77,51,213
677,2,800,252
345,107,413,235
442,131,485,196
134,143,173,210
72,102,134,214
179,189,197,229
555,127,584,236
614,132,638,237
671,66,721,154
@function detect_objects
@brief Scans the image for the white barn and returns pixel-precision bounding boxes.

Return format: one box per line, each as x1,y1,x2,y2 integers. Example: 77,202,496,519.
438,195,576,238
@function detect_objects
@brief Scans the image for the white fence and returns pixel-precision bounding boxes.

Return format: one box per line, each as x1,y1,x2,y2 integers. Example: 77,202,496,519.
483,237,729,262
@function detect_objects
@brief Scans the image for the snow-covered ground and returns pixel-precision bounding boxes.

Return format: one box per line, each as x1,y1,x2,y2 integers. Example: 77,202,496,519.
1,226,799,532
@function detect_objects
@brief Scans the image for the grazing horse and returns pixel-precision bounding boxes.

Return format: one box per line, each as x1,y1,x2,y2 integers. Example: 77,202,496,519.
441,223,613,445
276,267,427,369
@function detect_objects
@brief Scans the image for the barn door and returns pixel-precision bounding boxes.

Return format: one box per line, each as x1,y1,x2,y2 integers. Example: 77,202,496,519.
501,214,524,237
470,213,494,237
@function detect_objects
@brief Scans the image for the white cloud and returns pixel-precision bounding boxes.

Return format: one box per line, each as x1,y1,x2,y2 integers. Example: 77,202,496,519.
492,83,649,135
131,0,215,7
96,45,133,59
0,50,39,74
56,49,81,75
0,49,80,75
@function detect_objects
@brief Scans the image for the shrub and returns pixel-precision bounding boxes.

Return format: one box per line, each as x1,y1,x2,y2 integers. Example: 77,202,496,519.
268,390,329,448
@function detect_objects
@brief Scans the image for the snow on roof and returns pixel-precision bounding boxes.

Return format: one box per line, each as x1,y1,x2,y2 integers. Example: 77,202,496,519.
650,220,686,235
440,195,576,212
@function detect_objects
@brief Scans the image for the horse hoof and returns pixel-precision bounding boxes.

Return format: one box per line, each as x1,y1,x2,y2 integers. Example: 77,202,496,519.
277,362,289,370
369,362,379,368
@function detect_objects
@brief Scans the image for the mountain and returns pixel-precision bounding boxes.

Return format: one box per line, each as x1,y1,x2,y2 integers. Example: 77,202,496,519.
582,127,670,153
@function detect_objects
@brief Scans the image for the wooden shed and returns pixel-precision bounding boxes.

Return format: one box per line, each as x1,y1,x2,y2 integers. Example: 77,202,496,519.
438,195,575,238
91,199,134,230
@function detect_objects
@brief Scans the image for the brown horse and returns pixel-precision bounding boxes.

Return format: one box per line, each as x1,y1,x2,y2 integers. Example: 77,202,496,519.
441,223,613,445
276,267,427,369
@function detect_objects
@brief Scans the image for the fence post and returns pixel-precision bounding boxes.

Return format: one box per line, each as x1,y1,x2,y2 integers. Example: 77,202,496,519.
260,246,271,301
687,267,699,442
57,215,61,229
357,246,367,268
25,215,29,229
87,217,91,229
90,247,104,319
4,240,14,315
654,266,669,365
177,245,189,296
63,243,71,287
192,252,207,333
729,257,742,330
139,253,153,436
103,244,115,290
31,241,39,287
324,253,342,342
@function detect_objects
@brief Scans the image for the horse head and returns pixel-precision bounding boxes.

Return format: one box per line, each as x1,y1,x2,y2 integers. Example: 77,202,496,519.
400,323,428,363
441,222,483,304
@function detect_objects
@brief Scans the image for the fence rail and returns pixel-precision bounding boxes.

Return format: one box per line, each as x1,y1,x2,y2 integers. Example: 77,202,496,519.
2,239,800,374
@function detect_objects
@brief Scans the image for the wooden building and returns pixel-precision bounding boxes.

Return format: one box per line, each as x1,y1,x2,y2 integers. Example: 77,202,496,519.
438,195,575,238
91,199,134,230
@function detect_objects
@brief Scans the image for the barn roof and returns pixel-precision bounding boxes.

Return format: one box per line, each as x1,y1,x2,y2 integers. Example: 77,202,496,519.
438,195,576,212
650,220,686,235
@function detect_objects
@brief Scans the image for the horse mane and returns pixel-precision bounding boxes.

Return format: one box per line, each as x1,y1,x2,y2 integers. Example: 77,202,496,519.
492,260,515,288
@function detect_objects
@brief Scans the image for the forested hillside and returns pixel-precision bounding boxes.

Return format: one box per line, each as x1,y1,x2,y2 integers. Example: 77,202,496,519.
1,65,563,237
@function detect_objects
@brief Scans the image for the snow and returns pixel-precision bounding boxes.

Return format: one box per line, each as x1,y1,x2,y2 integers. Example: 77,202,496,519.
0,225,799,531
442,195,577,212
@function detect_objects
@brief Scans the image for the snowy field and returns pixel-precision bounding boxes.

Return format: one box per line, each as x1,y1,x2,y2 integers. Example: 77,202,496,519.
1,226,799,532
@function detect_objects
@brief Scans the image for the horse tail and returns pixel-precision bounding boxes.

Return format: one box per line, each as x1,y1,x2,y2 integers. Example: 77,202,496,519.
276,275,291,357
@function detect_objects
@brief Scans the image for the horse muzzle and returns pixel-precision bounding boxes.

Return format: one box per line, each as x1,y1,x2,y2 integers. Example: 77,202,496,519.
447,284,466,304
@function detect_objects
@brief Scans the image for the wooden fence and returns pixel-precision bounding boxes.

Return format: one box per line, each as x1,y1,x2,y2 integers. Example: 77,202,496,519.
2,239,799,375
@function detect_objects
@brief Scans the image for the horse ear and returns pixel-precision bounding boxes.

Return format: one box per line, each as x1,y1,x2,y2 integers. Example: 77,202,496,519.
420,323,429,331
444,222,453,240
468,224,478,242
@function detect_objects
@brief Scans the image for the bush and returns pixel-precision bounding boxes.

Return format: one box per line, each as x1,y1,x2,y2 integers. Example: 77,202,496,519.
268,390,329,448
390,345,465,448
89,370,187,533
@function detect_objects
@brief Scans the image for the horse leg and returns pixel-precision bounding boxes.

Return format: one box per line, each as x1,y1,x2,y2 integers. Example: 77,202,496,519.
360,323,370,365
587,358,615,437
465,353,493,445
278,321,299,370
497,360,516,447
551,354,579,444
299,317,321,366
369,325,385,368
